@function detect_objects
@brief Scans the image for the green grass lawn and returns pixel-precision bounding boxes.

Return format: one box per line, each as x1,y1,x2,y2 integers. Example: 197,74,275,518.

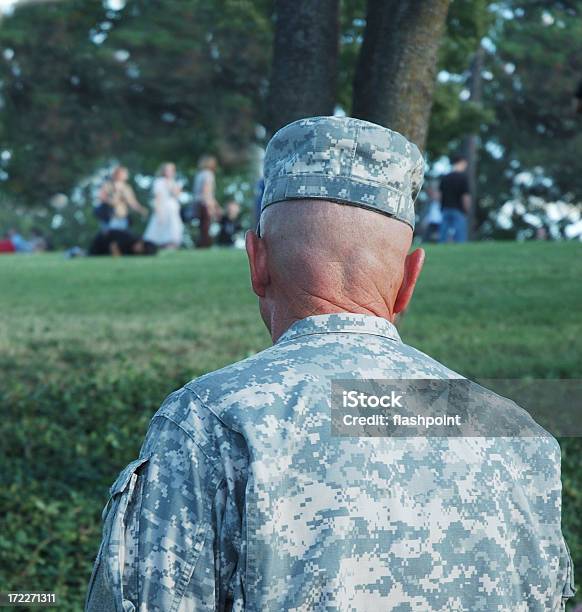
0,242,580,609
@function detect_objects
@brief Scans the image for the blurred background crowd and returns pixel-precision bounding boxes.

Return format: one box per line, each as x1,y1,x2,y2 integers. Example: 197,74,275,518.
0,0,580,254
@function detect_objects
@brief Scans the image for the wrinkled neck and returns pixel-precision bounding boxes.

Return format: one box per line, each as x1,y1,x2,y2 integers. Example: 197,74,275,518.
266,282,395,343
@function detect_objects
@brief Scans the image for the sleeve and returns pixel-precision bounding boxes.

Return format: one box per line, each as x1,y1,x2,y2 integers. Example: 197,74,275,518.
85,413,233,612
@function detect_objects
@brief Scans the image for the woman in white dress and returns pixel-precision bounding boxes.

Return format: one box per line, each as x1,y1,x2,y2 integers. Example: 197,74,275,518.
143,162,183,248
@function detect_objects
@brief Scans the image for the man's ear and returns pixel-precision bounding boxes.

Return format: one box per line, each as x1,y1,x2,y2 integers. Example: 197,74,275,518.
394,248,425,314
245,230,270,298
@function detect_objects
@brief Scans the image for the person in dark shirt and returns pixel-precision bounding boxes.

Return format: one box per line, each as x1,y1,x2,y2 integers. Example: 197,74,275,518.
89,229,158,256
217,200,242,247
439,154,471,243
575,79,582,114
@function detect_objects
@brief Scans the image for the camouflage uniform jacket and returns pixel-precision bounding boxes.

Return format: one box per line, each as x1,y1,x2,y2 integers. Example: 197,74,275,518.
86,313,575,611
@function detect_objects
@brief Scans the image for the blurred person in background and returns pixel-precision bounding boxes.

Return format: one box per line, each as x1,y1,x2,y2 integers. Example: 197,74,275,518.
217,199,242,247
439,154,471,243
89,229,158,257
29,228,48,251
3,228,46,253
575,79,582,114
421,183,442,243
7,228,33,252
143,162,184,249
0,238,15,253
98,165,148,231
193,154,222,248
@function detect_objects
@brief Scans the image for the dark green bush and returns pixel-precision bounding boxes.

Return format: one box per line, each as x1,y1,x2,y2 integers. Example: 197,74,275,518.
0,245,580,609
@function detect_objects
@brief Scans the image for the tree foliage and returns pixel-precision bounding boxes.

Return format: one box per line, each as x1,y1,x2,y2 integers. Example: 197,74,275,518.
0,0,580,218
0,0,272,204
479,1,582,206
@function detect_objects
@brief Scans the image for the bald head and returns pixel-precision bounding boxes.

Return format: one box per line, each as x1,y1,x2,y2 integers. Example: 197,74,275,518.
247,199,424,342
262,198,412,304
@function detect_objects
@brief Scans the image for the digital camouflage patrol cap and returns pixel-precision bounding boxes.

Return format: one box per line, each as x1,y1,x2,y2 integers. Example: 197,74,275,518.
260,116,425,229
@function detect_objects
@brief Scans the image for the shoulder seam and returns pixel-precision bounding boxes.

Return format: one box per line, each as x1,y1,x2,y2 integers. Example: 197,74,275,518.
184,383,246,436
151,412,224,480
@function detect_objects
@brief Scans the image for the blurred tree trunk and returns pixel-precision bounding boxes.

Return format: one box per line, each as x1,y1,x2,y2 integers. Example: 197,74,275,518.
462,46,485,240
267,0,339,133
352,0,451,149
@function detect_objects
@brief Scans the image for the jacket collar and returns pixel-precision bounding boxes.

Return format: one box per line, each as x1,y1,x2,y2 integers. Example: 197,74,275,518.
275,313,401,345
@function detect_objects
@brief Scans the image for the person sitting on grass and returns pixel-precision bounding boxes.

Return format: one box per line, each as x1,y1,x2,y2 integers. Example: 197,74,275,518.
88,229,157,257
98,166,148,231
217,199,242,246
